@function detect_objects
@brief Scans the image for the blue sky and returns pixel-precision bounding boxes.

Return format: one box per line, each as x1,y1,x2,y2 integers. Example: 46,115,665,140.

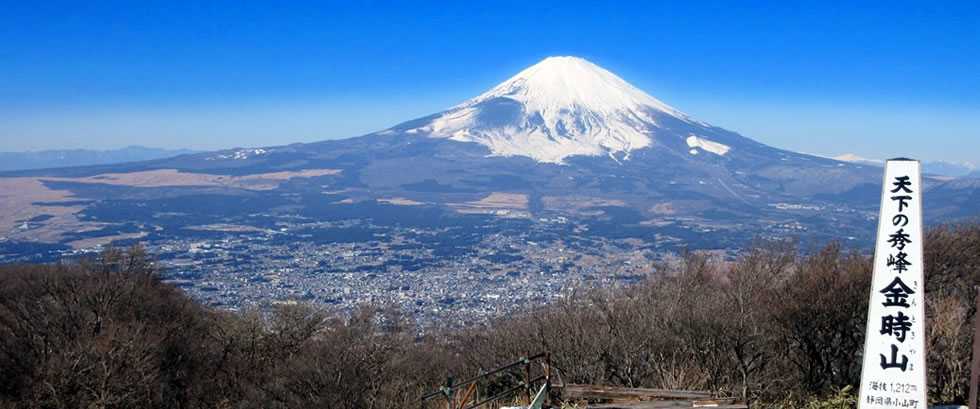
1,1,978,164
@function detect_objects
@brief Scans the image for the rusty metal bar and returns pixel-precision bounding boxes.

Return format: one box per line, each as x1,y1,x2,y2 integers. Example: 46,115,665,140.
457,381,479,409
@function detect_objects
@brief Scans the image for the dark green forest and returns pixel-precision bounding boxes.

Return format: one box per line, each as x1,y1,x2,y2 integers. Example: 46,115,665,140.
0,224,977,409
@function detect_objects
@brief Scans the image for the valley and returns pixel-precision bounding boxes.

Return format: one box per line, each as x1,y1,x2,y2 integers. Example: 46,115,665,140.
1,57,976,324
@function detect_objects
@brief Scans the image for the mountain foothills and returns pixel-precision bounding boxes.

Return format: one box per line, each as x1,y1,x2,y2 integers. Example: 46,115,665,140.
1,229,977,408
0,146,199,172
0,57,978,312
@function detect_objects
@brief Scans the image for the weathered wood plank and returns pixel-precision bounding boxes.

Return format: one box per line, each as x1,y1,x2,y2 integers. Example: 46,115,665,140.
586,403,746,409
694,398,737,406
561,384,712,400
585,400,696,409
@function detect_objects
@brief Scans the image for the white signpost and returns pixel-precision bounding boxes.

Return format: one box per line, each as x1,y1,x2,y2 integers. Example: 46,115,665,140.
858,159,927,409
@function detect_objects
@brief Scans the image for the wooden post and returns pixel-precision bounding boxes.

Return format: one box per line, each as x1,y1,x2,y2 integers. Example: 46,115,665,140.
524,352,532,405
969,287,980,409
446,376,455,409
545,352,552,406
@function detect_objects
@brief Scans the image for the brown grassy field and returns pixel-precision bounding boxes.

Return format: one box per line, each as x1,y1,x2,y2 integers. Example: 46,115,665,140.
0,168,340,246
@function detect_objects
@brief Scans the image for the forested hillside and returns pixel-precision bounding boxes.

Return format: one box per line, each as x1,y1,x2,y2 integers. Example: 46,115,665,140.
0,224,977,409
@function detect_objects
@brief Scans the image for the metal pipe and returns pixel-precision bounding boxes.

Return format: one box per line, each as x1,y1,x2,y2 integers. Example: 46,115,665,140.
422,352,548,402
449,353,547,390
452,361,523,389
460,383,526,409
422,376,454,401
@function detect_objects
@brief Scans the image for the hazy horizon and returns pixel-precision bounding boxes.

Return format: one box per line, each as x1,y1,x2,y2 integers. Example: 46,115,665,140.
2,2,978,163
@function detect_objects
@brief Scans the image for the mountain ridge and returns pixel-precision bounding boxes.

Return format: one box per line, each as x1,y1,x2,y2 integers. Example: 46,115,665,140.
0,145,199,172
828,153,977,177
1,57,977,263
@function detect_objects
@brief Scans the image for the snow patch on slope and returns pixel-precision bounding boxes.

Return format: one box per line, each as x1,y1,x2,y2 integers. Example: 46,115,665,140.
686,135,730,156
208,148,270,161
831,153,883,164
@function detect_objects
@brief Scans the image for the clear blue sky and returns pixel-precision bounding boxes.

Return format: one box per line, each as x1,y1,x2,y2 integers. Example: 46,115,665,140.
1,1,978,164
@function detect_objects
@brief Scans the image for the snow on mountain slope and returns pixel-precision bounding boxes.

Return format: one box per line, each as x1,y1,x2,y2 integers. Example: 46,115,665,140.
405,56,710,163
686,135,730,156
830,153,884,165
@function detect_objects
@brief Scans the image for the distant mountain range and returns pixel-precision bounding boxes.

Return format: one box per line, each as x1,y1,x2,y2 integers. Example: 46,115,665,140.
1,56,978,264
829,153,976,177
0,146,198,171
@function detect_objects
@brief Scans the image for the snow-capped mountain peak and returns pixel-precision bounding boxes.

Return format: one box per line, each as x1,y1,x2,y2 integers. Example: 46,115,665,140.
404,56,710,163
462,56,691,121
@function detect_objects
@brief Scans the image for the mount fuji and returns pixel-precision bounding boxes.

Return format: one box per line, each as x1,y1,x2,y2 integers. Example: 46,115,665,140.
366,56,879,201
2,56,977,261
392,56,777,166
401,56,704,163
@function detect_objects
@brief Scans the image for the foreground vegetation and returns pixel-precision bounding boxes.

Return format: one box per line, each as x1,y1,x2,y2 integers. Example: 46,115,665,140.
0,224,977,409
